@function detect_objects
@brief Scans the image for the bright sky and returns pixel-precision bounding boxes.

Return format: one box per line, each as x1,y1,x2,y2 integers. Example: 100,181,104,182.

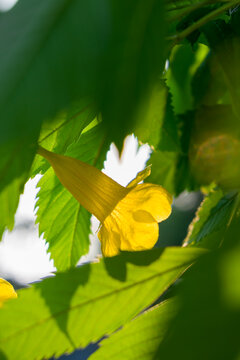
0,0,17,11
0,136,151,284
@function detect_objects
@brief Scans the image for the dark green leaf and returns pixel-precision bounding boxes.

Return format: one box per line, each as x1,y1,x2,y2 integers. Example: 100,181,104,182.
100,0,167,147
0,0,108,146
134,81,168,148
184,189,237,249
148,110,195,196
157,93,180,152
155,220,240,360
203,20,240,117
166,44,196,114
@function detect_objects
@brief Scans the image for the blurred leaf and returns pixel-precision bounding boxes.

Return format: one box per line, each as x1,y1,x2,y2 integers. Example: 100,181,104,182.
36,125,109,271
31,99,96,176
90,299,178,360
0,0,108,236
155,220,240,360
203,20,240,117
134,81,168,148
0,0,109,146
100,0,167,148
184,189,237,248
192,50,228,107
167,0,205,11
189,105,240,189
0,247,204,360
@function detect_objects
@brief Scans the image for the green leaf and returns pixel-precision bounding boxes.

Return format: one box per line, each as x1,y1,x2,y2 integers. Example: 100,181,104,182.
0,247,204,360
89,299,178,360
31,99,97,176
191,49,227,107
0,0,108,147
203,20,240,117
0,140,38,239
167,0,204,11
0,0,106,236
36,125,110,271
166,43,208,114
147,150,178,194
148,110,195,196
100,0,167,148
157,93,180,152
134,81,168,148
155,220,240,360
0,179,22,239
184,189,237,249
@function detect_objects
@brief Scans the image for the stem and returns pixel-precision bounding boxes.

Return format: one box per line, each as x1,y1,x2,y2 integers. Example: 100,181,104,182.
167,0,240,43
168,0,216,22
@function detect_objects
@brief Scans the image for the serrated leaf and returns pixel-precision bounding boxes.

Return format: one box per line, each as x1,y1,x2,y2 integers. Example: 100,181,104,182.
184,189,237,248
0,247,204,360
0,179,22,239
147,150,178,194
36,125,110,271
31,100,96,176
148,110,195,196
166,44,208,114
0,140,38,239
89,299,178,360
134,81,168,148
157,93,180,152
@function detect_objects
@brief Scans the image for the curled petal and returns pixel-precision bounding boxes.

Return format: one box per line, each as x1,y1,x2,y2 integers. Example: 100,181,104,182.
98,183,172,256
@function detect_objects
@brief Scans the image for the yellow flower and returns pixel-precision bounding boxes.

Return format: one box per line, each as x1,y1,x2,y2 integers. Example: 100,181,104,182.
37,146,172,257
0,278,17,307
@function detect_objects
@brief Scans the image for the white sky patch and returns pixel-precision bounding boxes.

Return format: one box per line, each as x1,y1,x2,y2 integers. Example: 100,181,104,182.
0,135,151,284
0,0,18,11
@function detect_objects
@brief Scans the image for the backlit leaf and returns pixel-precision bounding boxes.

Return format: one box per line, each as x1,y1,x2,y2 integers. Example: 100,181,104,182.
184,189,237,249
0,247,204,360
90,299,178,360
36,125,110,270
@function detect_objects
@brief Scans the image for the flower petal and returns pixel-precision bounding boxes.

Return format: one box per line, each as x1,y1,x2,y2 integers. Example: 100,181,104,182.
127,165,152,188
98,183,172,256
0,278,17,307
37,146,127,222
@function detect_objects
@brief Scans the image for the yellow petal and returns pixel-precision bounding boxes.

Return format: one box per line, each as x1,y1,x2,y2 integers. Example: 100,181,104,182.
0,278,17,307
127,165,152,188
37,146,127,222
98,183,172,256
